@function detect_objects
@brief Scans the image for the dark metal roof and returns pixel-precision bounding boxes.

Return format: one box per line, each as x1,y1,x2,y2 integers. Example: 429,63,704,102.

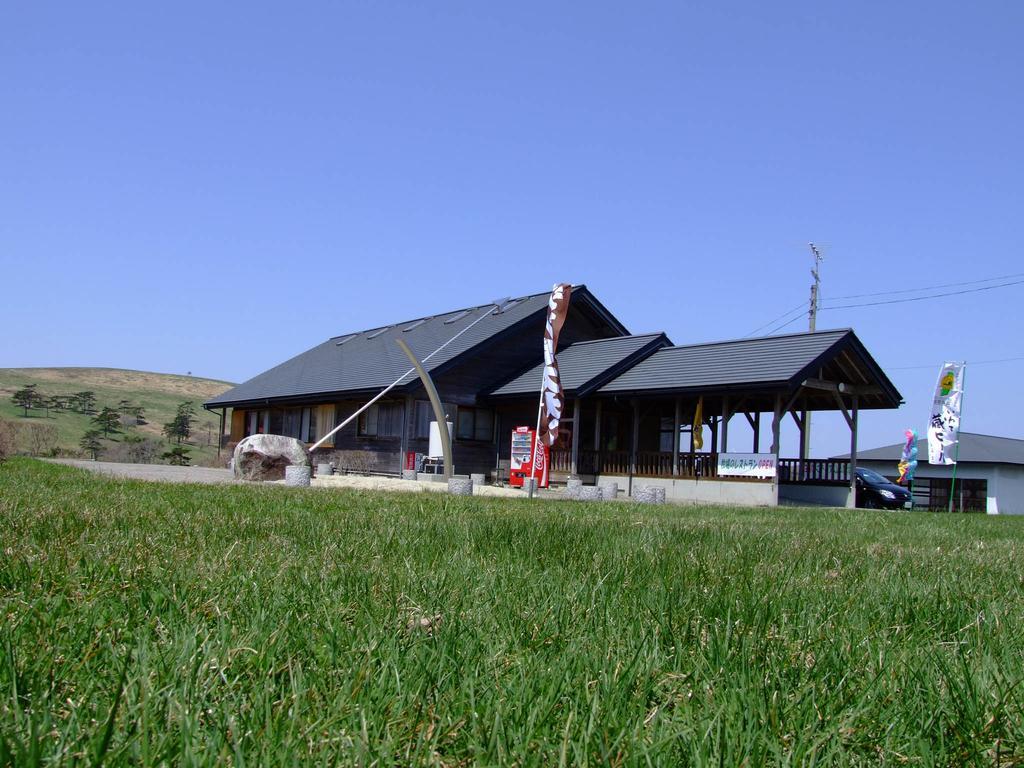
206,286,627,408
598,330,847,392
843,433,1024,466
597,329,901,409
489,333,670,398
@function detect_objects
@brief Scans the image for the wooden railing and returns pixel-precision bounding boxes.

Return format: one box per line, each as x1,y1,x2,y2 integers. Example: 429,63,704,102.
777,458,850,484
549,450,720,479
548,451,851,485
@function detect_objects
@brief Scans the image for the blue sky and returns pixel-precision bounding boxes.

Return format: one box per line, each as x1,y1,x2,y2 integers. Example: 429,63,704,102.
2,2,1022,458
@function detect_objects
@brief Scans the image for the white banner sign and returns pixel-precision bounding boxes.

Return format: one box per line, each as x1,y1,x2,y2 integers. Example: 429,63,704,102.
718,453,777,479
927,362,964,465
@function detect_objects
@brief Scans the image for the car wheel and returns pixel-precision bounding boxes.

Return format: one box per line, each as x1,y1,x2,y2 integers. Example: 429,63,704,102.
862,497,878,509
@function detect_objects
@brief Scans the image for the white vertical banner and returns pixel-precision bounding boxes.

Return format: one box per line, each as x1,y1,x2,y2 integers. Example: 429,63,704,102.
927,361,964,465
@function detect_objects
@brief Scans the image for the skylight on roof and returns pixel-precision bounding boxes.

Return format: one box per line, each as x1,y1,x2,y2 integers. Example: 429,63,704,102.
403,318,428,332
443,309,472,325
493,298,522,314
366,327,391,339
334,334,356,346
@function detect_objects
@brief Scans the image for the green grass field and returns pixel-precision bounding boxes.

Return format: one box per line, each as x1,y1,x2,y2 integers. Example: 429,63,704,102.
0,368,233,464
2,459,1023,765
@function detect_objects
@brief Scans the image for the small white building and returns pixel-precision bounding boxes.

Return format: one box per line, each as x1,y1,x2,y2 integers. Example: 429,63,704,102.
845,432,1024,515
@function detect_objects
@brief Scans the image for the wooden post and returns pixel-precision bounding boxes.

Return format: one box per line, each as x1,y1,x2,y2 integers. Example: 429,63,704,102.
630,400,640,476
399,394,412,473
710,416,718,453
795,408,807,462
849,395,859,508
770,395,782,455
672,398,681,477
753,413,760,452
594,399,603,473
570,398,581,476
721,396,730,453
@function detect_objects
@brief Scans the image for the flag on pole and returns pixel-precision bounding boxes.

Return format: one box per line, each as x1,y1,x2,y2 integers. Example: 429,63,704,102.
927,362,964,465
539,283,572,448
692,397,704,450
897,428,918,485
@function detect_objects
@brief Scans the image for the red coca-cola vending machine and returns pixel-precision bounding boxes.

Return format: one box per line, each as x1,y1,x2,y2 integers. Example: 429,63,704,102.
509,426,549,488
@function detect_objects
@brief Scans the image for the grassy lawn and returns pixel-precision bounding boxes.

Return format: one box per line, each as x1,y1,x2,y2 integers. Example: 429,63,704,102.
0,368,233,464
2,459,1023,765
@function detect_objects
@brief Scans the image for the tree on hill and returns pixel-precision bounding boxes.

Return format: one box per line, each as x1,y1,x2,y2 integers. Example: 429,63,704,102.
80,430,103,460
11,385,39,417
121,433,160,464
74,391,97,414
161,444,191,466
40,395,61,419
162,401,196,444
116,400,147,426
92,407,122,437
25,422,58,456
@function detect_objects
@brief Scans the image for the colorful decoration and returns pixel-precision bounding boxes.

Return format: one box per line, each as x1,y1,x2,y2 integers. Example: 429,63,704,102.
897,429,918,485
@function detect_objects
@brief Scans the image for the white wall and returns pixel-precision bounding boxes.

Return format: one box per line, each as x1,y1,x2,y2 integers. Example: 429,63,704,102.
598,475,778,507
994,465,1024,515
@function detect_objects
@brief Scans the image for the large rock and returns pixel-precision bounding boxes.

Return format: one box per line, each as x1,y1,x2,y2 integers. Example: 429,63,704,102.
233,435,310,481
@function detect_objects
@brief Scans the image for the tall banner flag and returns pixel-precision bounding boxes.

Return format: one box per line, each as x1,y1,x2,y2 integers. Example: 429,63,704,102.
692,397,704,450
897,429,918,485
538,283,572,464
927,362,964,465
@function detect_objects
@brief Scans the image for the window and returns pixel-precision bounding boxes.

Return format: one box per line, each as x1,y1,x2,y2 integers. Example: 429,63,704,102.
659,416,677,452
277,407,318,442
245,410,269,436
923,477,987,513
358,403,403,437
413,401,432,439
456,407,493,442
243,407,320,442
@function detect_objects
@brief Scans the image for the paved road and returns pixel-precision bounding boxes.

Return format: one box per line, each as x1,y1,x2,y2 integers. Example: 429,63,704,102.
48,459,236,484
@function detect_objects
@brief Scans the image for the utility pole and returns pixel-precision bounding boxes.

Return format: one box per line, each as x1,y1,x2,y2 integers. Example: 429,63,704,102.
808,242,823,332
803,242,824,461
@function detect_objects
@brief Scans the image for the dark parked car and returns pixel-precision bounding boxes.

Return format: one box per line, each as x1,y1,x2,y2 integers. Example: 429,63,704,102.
855,467,912,509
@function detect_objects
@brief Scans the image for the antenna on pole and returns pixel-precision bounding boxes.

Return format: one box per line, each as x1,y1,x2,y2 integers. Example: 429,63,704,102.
803,242,824,462
808,242,823,333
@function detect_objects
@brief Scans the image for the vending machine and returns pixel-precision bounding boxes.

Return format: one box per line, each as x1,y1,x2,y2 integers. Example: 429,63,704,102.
509,426,549,488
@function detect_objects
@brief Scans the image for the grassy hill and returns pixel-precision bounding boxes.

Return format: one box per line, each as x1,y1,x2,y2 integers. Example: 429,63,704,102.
0,367,234,464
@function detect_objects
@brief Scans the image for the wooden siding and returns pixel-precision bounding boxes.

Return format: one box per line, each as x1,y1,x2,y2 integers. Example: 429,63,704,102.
230,410,245,442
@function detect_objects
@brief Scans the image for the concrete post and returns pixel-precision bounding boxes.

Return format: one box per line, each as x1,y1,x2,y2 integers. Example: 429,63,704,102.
285,466,311,487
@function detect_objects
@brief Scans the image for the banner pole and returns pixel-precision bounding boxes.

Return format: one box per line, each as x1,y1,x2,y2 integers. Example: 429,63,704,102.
947,362,966,513
529,379,544,499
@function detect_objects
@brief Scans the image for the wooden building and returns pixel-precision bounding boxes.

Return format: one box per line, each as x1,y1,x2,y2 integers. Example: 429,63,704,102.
206,286,902,506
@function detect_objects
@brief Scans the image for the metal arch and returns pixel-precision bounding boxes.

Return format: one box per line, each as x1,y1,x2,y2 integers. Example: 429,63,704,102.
395,338,453,480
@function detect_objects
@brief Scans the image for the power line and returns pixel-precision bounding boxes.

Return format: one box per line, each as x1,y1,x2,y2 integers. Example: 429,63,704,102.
762,314,806,336
744,302,806,337
827,270,1024,301
886,354,1024,372
748,270,1024,339
821,277,1024,310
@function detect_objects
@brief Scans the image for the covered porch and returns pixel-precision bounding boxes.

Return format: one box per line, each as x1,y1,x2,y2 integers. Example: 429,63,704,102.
490,328,902,507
